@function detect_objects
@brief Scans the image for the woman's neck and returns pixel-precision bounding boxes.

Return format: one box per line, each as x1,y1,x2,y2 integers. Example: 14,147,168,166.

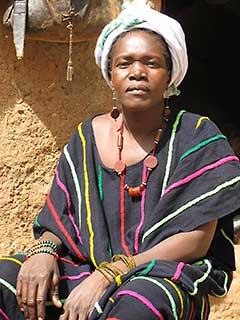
120,107,165,139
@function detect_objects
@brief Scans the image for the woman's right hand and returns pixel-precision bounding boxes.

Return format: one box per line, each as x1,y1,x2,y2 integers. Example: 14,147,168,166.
16,253,62,320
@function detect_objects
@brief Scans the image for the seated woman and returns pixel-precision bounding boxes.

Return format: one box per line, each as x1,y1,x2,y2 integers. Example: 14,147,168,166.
0,1,240,319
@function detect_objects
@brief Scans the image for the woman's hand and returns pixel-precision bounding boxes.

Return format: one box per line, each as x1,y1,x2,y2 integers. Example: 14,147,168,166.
16,253,62,320
59,270,109,320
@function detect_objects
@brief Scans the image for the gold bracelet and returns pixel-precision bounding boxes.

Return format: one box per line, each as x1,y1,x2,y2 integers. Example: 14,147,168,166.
111,254,136,270
95,266,113,283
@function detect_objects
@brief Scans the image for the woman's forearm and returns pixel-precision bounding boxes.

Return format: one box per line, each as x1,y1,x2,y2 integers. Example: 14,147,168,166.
113,220,217,272
39,231,63,252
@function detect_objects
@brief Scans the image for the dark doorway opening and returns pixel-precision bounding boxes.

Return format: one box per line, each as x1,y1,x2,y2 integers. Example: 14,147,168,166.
162,0,240,149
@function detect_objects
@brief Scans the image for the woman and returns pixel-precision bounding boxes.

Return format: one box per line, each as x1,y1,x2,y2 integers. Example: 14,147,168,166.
1,1,240,319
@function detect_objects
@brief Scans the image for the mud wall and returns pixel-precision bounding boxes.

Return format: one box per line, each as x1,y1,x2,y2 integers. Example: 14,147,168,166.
0,19,111,255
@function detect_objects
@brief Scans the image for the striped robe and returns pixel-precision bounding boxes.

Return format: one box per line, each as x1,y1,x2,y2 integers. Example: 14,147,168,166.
0,108,240,320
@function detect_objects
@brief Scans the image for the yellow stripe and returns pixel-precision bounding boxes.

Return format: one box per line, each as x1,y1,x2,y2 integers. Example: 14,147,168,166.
201,296,205,320
109,297,115,303
164,278,184,319
0,257,23,266
115,275,122,286
78,123,97,267
196,116,209,129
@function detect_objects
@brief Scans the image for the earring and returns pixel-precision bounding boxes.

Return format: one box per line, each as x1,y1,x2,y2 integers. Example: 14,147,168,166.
163,89,171,122
111,90,120,120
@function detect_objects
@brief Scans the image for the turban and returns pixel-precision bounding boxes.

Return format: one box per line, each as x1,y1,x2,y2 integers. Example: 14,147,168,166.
94,0,188,96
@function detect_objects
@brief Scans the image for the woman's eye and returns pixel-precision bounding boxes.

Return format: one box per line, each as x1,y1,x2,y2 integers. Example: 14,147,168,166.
117,61,130,68
147,61,159,67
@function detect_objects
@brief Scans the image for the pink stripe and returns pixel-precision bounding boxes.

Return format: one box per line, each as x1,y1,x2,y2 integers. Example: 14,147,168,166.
171,262,185,281
60,271,90,281
0,308,10,320
161,156,239,198
116,290,164,320
134,165,147,255
55,168,83,244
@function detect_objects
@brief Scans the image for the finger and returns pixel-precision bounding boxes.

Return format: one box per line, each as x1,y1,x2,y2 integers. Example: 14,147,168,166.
50,271,62,308
59,309,69,320
36,280,49,320
27,282,38,320
21,280,29,319
16,278,24,311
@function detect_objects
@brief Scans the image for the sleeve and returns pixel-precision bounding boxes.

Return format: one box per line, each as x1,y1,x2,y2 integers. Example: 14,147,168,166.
141,113,240,270
33,127,88,262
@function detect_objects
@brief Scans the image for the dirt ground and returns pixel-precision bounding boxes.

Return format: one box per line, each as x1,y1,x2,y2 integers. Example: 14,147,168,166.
0,19,111,256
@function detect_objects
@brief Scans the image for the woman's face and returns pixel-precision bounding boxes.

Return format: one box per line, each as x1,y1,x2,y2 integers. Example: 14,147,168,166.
110,30,171,112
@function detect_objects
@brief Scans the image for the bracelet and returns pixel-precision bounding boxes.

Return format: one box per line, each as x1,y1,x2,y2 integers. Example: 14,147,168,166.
111,254,136,270
26,248,57,260
26,239,58,254
96,261,124,283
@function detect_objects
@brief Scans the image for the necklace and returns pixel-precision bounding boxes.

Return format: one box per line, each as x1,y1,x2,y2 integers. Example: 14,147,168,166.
114,111,169,197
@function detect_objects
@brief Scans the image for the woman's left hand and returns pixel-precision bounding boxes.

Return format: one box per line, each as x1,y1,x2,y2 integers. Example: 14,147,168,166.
59,270,109,320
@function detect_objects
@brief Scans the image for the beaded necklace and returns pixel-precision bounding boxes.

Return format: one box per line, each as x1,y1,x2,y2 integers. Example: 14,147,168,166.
114,109,169,197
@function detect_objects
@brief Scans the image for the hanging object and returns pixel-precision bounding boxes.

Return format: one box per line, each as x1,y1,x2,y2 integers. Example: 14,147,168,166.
12,0,27,59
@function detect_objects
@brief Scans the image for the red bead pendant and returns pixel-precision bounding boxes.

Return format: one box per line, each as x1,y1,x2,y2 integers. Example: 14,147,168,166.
125,184,146,197
144,155,158,169
114,160,126,175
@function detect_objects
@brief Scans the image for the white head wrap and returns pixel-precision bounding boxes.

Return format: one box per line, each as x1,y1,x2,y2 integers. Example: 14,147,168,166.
94,0,188,96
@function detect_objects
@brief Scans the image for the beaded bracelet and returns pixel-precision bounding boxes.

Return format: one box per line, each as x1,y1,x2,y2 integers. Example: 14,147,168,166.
26,239,58,254
26,248,58,260
111,254,136,270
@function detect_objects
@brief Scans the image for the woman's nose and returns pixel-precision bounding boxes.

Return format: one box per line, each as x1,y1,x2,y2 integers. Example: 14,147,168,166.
129,62,147,81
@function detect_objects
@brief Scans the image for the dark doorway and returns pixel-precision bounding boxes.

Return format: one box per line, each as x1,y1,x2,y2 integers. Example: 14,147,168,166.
162,0,240,140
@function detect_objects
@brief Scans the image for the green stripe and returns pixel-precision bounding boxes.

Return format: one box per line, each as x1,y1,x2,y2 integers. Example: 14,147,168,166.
98,165,103,201
221,228,234,247
139,259,156,276
180,135,227,161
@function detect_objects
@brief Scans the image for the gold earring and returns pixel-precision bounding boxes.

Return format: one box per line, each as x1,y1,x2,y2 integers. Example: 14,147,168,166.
111,90,120,120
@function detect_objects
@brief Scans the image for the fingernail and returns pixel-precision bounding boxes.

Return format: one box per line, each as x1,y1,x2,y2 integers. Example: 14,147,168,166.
38,318,43,320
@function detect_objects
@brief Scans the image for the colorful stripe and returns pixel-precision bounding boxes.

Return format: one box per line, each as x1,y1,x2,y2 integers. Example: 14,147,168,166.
161,110,186,194
95,301,103,314
98,165,103,201
161,156,239,198
120,174,131,256
60,271,90,281
0,257,23,266
64,145,82,230
139,259,156,276
188,301,195,320
78,123,97,267
195,117,209,129
221,228,235,247
179,134,227,161
171,262,185,281
134,165,147,254
116,290,164,320
55,167,83,244
211,270,229,297
0,308,10,320
164,278,184,319
188,259,212,296
47,194,86,261
131,276,178,320
0,279,16,295
142,176,240,242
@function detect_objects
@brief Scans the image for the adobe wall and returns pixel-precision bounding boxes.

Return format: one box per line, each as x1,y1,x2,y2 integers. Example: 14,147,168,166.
0,20,111,255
